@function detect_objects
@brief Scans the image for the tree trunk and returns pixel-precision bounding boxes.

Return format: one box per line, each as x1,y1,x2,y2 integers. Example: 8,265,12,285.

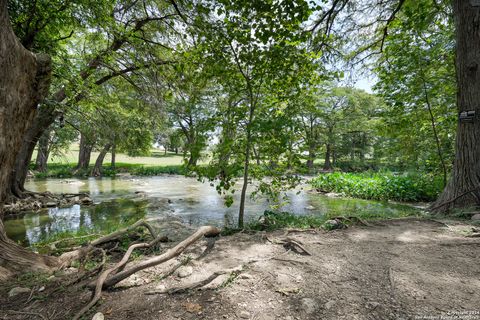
77,133,94,170
431,1,480,212
34,130,50,172
306,144,316,172
91,143,112,176
111,142,116,169
0,0,60,277
323,143,332,171
252,145,261,165
239,102,255,228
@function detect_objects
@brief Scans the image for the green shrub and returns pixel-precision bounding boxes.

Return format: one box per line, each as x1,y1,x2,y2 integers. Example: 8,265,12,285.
311,171,442,202
131,165,185,176
247,210,326,231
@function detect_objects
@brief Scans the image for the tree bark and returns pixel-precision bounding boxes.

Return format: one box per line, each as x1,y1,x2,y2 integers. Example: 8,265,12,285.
34,130,50,172
239,103,255,228
431,1,480,212
91,143,112,176
111,143,116,169
77,133,94,170
306,143,316,172
323,143,332,171
0,0,60,276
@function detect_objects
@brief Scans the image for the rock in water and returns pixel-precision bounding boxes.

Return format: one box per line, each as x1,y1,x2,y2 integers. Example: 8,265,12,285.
81,197,93,204
471,213,480,221
8,287,31,298
92,313,104,320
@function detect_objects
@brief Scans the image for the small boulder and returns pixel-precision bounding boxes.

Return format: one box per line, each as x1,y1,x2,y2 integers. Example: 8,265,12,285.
81,197,93,204
177,266,193,278
324,300,335,310
92,312,104,320
45,202,57,207
305,205,315,210
301,298,318,314
8,287,31,298
238,310,251,319
471,213,480,221
323,219,344,230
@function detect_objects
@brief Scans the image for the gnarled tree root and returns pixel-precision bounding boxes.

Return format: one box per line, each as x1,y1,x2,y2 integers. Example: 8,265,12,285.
73,225,219,320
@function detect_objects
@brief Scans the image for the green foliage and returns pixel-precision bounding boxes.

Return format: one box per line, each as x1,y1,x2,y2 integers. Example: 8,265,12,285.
31,163,185,179
374,0,455,176
311,172,443,202
131,165,185,176
248,211,326,231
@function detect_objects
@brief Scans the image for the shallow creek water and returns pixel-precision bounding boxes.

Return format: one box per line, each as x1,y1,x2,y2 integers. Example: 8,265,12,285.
4,176,419,246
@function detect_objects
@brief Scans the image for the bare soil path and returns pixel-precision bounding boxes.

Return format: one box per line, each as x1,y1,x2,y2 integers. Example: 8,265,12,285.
1,218,479,320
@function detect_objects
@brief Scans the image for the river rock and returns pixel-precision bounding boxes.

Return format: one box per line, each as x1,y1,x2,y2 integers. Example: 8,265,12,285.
177,266,193,278
238,310,251,319
45,202,57,207
81,197,93,204
323,219,343,230
92,312,104,320
305,205,315,210
324,300,335,310
471,213,480,221
301,298,318,314
8,287,31,298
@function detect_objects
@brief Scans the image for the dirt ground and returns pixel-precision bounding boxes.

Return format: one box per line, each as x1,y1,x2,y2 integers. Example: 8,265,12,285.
1,218,479,320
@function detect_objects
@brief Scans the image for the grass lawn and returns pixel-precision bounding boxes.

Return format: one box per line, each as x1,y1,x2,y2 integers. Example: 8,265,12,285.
36,144,185,167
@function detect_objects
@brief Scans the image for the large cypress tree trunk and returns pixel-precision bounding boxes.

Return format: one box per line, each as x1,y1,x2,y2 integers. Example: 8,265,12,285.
9,105,59,198
34,130,50,172
0,0,59,277
431,1,480,212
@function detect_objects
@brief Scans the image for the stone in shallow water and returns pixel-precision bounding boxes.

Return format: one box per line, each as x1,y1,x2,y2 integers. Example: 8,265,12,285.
471,213,480,221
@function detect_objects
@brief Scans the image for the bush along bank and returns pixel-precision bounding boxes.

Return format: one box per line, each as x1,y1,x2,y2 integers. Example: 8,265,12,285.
311,171,443,202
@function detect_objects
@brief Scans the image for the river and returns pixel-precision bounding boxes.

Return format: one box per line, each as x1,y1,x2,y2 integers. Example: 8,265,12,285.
4,175,420,246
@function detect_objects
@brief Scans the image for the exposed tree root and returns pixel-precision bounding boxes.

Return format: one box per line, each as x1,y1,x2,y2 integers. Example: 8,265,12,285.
5,310,47,320
266,236,312,256
430,186,480,213
146,271,228,295
73,225,219,319
58,218,159,267
99,226,220,289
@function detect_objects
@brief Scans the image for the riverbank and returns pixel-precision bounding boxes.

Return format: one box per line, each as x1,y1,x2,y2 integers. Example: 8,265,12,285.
1,217,479,319
31,163,186,179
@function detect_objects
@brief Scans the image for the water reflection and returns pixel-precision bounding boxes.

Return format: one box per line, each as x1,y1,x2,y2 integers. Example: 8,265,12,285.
5,176,419,245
